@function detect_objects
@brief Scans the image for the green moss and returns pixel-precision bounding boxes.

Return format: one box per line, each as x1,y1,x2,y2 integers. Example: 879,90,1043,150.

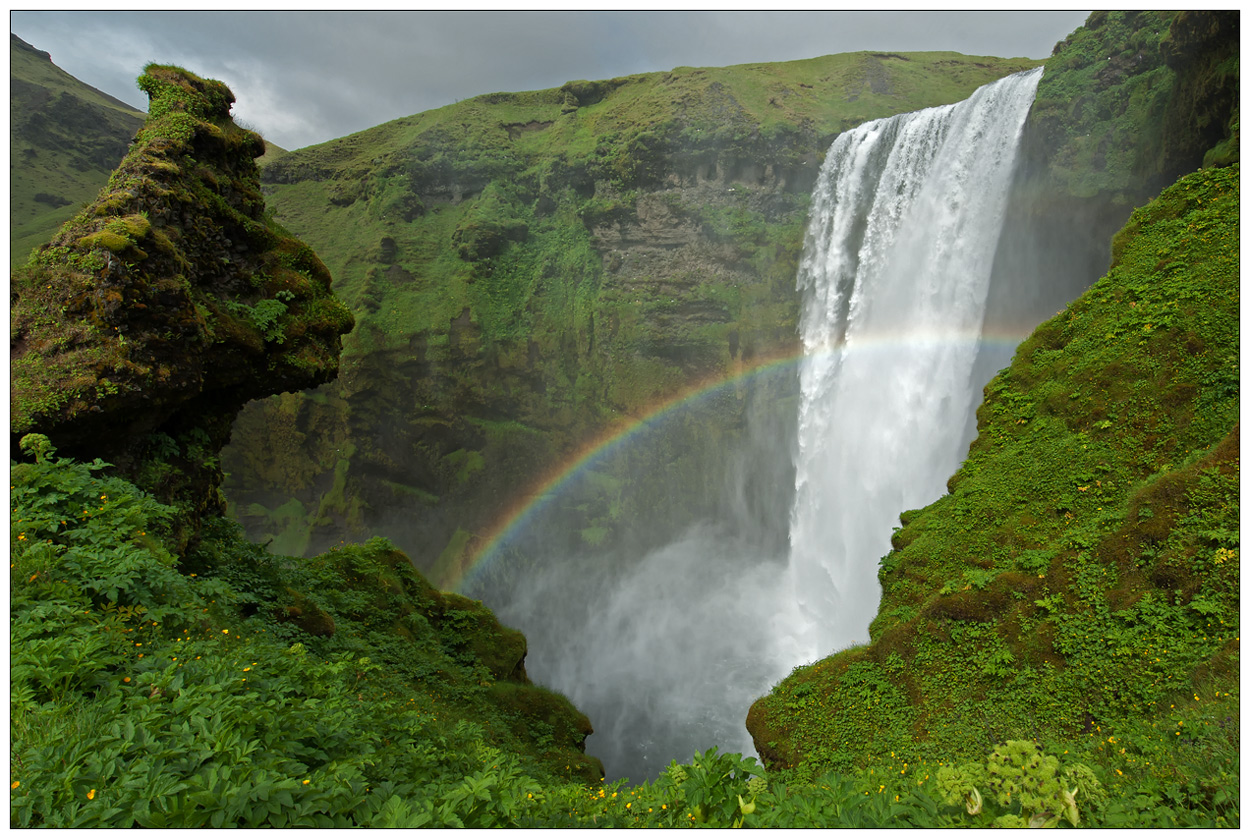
74,229,128,252
430,528,476,588
137,63,235,121
442,449,486,485
579,526,610,547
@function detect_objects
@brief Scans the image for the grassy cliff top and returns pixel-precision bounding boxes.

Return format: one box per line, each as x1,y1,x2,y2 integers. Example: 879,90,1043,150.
264,50,1041,185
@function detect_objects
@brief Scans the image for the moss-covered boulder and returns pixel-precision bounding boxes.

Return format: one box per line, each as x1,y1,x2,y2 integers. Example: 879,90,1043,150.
10,65,354,544
188,530,602,783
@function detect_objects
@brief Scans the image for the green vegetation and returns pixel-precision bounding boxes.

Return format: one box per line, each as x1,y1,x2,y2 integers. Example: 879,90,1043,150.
747,163,1239,828
11,438,601,827
1030,10,1239,203
1030,11,1180,202
15,438,1210,828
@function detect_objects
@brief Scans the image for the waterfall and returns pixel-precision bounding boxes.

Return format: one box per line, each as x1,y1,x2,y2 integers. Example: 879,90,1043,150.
467,68,1043,784
788,67,1043,658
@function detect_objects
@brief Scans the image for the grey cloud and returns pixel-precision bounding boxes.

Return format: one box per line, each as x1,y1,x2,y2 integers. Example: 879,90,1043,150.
10,10,1090,151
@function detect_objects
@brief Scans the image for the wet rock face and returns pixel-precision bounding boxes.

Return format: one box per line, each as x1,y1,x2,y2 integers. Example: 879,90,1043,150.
10,65,353,542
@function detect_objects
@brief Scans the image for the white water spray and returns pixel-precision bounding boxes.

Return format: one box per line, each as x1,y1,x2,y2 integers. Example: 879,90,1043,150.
788,67,1043,659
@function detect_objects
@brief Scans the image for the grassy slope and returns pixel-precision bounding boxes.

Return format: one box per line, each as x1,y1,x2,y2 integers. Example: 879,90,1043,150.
747,162,1239,823
9,35,145,267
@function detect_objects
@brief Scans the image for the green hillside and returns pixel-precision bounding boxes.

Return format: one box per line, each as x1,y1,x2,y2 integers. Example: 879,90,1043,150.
9,34,146,267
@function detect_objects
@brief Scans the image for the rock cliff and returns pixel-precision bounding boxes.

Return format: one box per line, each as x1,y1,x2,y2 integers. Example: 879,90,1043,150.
219,51,1042,581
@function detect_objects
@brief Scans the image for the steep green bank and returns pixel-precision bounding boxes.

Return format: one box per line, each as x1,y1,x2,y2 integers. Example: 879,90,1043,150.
9,34,146,269
219,51,1042,581
748,161,1239,825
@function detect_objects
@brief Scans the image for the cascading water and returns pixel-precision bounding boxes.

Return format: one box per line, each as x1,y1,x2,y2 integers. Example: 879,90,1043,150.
468,67,1043,783
788,67,1042,659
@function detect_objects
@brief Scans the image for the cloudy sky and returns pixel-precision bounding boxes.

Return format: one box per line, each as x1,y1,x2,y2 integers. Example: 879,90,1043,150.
12,10,1091,151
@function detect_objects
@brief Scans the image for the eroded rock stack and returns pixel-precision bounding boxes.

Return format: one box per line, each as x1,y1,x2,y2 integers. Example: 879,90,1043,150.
10,65,354,545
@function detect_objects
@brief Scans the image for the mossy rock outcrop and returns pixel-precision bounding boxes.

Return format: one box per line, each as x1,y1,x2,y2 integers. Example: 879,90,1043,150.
190,531,603,782
10,65,354,545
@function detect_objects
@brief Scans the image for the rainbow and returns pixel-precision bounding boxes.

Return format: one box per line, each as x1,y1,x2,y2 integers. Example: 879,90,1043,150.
447,327,1034,593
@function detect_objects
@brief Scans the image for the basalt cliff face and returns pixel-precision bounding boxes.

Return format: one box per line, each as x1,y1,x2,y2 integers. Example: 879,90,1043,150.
219,51,1044,581
10,65,354,546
